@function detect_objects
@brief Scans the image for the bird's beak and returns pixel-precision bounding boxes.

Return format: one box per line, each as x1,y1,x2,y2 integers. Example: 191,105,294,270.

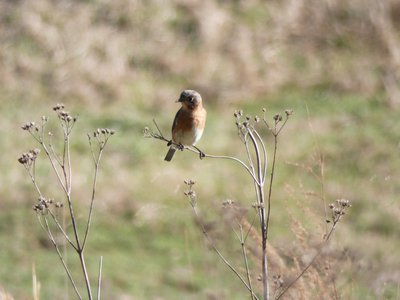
176,97,183,103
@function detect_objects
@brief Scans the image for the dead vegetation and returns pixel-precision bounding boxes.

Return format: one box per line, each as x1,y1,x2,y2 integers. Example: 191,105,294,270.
1,0,399,106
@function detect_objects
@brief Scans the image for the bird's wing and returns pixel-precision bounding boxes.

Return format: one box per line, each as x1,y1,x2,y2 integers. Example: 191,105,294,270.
172,108,183,131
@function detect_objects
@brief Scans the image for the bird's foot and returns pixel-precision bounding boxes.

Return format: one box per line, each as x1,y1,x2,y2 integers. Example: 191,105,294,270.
193,146,205,160
199,151,205,160
178,144,184,151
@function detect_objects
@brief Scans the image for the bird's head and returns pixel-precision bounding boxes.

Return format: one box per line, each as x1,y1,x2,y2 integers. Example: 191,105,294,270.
178,90,202,110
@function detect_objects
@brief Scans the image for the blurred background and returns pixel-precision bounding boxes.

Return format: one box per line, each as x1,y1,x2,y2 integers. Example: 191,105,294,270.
1,0,400,299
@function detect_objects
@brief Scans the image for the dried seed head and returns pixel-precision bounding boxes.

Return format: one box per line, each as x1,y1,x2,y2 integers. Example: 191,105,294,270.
21,122,35,131
18,155,28,165
234,109,243,118
222,199,235,207
272,114,283,122
18,149,40,165
184,179,196,186
53,103,65,111
143,127,150,136
285,109,293,116
336,198,351,208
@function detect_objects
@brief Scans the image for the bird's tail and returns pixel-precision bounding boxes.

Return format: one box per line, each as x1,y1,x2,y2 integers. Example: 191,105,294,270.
164,146,177,162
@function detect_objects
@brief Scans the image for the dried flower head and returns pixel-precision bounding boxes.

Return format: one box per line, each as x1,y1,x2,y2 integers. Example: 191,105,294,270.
33,196,54,214
184,179,196,186
184,179,197,207
285,109,293,116
53,103,65,111
273,114,283,122
18,149,41,165
21,122,36,131
328,199,351,223
233,110,243,118
91,128,116,144
222,199,235,207
273,274,284,288
55,202,64,208
336,198,351,208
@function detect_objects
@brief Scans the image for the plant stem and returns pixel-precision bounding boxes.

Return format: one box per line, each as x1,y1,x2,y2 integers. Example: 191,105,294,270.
97,256,103,300
192,207,259,300
247,130,269,300
240,225,256,300
78,250,93,300
38,216,82,300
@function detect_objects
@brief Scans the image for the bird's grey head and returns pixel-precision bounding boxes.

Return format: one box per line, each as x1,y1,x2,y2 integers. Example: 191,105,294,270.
178,90,202,109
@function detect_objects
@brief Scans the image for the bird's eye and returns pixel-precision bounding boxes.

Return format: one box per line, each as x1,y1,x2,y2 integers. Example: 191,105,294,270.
189,97,194,103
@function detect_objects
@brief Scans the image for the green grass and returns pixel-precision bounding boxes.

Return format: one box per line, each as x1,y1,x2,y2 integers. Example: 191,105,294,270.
2,88,398,299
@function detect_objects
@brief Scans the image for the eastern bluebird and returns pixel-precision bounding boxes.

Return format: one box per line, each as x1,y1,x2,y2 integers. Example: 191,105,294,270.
164,90,207,161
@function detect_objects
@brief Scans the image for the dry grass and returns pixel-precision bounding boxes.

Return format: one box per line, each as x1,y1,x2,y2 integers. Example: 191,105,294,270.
1,0,399,105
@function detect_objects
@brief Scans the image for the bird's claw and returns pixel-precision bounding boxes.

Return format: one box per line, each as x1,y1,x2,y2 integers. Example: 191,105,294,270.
199,151,205,160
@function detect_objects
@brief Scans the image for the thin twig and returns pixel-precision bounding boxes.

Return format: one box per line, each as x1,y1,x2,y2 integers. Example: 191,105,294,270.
82,146,104,250
146,123,261,185
192,206,259,300
153,118,164,137
48,209,78,251
38,215,82,300
97,256,103,300
243,134,263,227
25,166,42,197
41,142,68,194
276,115,289,136
239,224,256,300
265,134,277,234
275,220,340,299
252,129,268,185
204,153,260,185
66,131,72,195
24,163,78,251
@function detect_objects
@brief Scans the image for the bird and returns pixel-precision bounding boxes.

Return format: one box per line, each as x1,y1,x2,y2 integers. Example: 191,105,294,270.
164,90,207,162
